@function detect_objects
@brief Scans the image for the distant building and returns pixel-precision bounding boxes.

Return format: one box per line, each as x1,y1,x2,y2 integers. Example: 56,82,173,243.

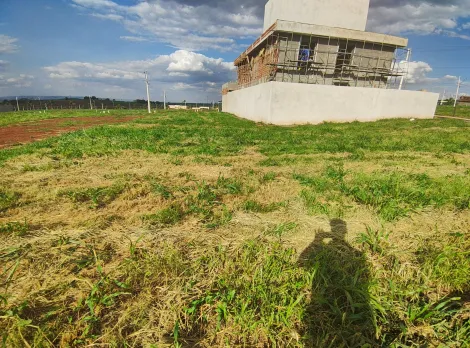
458,96,470,106
222,0,438,125
168,105,188,110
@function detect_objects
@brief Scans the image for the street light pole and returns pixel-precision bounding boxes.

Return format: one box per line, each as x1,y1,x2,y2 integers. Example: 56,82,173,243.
164,90,167,110
453,76,462,117
144,71,151,114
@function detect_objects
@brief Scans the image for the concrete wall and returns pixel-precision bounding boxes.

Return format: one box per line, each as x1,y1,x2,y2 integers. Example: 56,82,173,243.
264,0,371,32
223,82,438,125
222,83,272,123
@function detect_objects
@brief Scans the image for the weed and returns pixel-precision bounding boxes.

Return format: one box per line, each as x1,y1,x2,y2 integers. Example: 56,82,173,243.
59,183,125,209
216,176,243,195
357,227,390,256
147,179,173,200
265,222,297,240
73,265,131,343
242,200,286,213
0,221,29,237
0,190,20,213
261,171,277,183
143,203,185,226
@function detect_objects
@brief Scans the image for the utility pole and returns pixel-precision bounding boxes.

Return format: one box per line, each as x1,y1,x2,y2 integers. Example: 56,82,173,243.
163,90,167,110
89,96,93,110
453,76,462,117
399,48,411,90
16,97,19,112
144,71,151,114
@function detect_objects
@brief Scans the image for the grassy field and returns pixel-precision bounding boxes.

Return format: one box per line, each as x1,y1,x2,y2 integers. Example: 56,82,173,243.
436,105,470,118
0,109,150,127
0,110,469,347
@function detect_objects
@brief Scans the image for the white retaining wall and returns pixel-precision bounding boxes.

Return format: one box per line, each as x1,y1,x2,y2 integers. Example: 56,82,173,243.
222,82,439,126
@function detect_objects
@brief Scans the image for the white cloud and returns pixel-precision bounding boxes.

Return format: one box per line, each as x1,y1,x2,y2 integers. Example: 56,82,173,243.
400,61,434,84
368,0,470,39
72,0,118,9
69,0,470,50
120,36,150,42
166,50,232,74
41,49,235,100
91,13,123,21
172,82,197,90
0,35,19,54
396,61,462,95
43,50,234,81
0,74,34,88
71,0,261,51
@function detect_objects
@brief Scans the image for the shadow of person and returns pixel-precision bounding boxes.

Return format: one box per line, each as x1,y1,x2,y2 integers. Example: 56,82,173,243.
299,219,377,347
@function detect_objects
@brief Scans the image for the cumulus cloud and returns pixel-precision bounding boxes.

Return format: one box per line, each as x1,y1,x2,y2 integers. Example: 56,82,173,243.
400,61,434,84
0,34,19,54
44,50,234,81
42,50,235,99
0,74,34,88
397,61,460,91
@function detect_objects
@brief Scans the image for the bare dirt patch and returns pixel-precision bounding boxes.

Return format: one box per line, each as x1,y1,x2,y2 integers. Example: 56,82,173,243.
0,115,141,148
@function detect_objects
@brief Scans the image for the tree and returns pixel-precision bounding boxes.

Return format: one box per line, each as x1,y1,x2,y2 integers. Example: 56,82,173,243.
445,98,455,106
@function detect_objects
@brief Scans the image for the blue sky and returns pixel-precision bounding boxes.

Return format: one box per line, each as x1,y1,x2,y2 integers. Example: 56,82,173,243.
1,0,470,102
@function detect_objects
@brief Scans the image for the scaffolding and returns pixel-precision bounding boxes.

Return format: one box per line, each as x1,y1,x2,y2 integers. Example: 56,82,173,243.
228,29,411,93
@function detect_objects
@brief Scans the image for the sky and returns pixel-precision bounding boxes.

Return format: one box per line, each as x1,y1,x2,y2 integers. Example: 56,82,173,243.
1,0,470,102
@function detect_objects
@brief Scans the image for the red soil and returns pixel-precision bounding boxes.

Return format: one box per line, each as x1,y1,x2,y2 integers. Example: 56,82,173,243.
0,115,140,149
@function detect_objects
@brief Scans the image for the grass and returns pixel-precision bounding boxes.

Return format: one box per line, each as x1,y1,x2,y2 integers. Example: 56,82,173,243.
0,109,469,346
436,105,470,118
58,183,126,209
0,109,149,127
0,190,21,213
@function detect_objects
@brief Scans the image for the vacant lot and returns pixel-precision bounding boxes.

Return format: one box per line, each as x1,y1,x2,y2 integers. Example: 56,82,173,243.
0,115,143,149
1,110,469,347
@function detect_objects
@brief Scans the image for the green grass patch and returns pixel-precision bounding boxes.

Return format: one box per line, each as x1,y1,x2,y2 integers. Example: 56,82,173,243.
1,111,469,166
295,167,470,221
143,203,185,226
436,105,470,118
0,190,21,213
242,200,287,213
0,221,29,236
58,184,125,209
0,109,147,127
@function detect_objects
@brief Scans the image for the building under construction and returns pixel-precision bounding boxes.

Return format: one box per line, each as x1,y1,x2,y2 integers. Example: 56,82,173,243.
222,0,438,125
